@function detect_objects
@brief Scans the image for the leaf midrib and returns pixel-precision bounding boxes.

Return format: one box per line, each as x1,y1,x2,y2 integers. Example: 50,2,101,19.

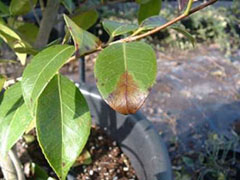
122,43,129,113
57,75,64,177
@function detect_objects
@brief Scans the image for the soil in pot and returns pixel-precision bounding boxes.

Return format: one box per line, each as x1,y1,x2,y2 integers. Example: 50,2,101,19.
18,125,138,180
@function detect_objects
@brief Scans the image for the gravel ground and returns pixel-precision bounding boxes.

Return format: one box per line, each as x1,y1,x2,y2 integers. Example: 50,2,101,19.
62,44,240,154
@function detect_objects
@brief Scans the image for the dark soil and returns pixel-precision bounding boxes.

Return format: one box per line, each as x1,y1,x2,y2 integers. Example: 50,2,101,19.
20,125,137,180
75,125,137,180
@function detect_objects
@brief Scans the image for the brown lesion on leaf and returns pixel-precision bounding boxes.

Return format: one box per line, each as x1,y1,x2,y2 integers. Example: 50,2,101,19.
62,162,65,167
106,71,148,115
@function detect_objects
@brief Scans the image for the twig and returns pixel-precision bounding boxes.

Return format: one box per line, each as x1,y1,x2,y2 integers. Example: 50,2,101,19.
67,0,218,63
113,0,218,44
8,148,26,180
0,150,18,180
184,0,194,15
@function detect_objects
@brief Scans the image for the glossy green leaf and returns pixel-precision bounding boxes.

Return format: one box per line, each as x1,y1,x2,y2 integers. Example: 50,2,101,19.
72,9,98,30
0,24,28,65
61,0,75,14
102,20,138,38
0,75,6,91
63,14,100,55
0,1,9,15
0,83,32,156
94,42,157,114
140,15,167,30
171,26,195,46
138,0,162,24
36,75,91,180
16,22,39,45
9,0,37,16
21,45,75,114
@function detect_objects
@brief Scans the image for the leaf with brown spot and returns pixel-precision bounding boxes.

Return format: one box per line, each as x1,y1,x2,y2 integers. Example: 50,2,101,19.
94,42,157,114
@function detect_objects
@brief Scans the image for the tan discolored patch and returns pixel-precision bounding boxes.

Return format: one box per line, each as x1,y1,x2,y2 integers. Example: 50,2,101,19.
106,72,148,114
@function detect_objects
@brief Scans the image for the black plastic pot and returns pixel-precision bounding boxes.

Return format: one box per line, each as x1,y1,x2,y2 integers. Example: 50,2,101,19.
75,84,172,180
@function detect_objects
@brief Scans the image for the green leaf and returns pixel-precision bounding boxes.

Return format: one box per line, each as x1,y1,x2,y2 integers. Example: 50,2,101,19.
0,1,9,15
0,24,29,65
102,20,138,38
15,22,39,45
63,14,101,55
9,0,37,16
61,0,75,14
72,9,98,30
36,75,91,180
138,0,162,24
171,26,195,46
30,162,49,180
94,42,157,114
0,83,32,156
140,15,167,30
0,17,5,25
21,45,75,114
0,75,6,91
14,47,38,55
136,0,151,4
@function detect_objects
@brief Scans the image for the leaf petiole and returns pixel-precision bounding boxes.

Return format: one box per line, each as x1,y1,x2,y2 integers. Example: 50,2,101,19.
184,0,194,16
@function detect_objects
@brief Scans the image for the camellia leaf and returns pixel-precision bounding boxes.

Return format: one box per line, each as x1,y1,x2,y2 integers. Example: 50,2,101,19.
72,9,98,30
171,26,195,46
15,22,39,45
29,162,49,180
102,20,138,38
14,47,38,55
21,45,75,114
138,0,162,24
0,82,32,156
63,14,101,55
0,75,6,91
36,74,91,180
9,0,37,16
0,1,9,15
94,42,157,114
0,24,28,65
140,15,167,31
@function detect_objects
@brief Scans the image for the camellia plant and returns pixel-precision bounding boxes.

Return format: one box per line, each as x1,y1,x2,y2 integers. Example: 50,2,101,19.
0,0,218,179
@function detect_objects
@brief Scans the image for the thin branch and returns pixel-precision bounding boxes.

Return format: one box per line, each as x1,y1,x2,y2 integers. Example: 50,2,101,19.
0,150,18,180
67,0,218,63
184,0,194,15
9,149,25,180
112,0,218,44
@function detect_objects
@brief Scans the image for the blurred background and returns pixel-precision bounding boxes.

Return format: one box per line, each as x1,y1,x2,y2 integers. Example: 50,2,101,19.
0,0,240,179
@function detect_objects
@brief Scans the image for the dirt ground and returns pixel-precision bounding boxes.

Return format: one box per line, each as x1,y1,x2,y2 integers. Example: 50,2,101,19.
60,44,240,154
